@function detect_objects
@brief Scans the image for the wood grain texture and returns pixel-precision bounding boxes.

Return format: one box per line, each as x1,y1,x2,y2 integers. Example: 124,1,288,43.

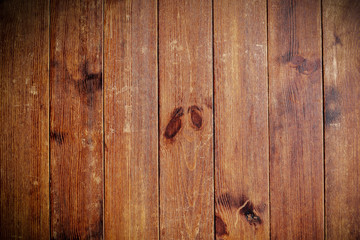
268,0,324,239
0,0,49,239
323,0,360,239
50,0,103,239
214,0,269,239
104,0,158,239
159,0,213,238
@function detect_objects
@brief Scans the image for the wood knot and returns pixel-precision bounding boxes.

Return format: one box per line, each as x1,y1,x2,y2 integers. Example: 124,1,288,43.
188,105,203,129
239,201,262,226
164,107,184,139
216,192,263,227
289,55,320,75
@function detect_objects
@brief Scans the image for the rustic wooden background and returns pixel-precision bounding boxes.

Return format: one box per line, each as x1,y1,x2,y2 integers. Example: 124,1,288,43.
1,0,359,239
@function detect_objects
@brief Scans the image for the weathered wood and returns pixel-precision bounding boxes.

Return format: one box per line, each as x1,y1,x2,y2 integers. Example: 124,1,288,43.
50,0,103,239
214,0,269,239
159,0,214,238
323,0,360,239
104,0,158,239
0,0,49,239
0,0,50,239
268,0,324,239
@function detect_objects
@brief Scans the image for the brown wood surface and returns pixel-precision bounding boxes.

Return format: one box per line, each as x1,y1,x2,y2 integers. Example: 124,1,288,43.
50,0,103,239
214,0,269,239
159,0,214,238
0,0,49,239
268,0,324,239
323,0,360,239
104,0,158,239
2,0,360,238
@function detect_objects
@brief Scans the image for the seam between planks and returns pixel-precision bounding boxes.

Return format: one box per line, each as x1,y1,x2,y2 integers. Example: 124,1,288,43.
320,0,326,239
102,0,105,239
266,0,271,239
211,0,215,239
48,0,51,238
157,0,160,239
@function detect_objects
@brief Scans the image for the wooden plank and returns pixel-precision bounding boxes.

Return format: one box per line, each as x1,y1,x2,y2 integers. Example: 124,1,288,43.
268,0,324,239
323,0,360,239
159,0,213,238
104,0,158,239
0,0,49,239
214,0,269,239
49,0,103,239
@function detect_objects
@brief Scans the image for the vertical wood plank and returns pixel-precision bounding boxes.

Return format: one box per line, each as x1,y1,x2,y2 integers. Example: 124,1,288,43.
268,0,324,239
159,0,213,238
323,0,360,239
104,0,158,239
50,0,103,239
0,0,49,239
214,0,269,239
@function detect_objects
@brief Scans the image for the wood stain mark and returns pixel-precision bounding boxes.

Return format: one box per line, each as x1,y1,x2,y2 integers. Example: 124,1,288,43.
334,33,342,46
84,228,103,239
76,72,102,95
188,105,203,129
215,215,229,237
51,217,103,240
325,87,341,125
96,199,104,239
164,107,184,139
74,61,102,106
50,60,59,68
51,230,102,240
50,131,66,145
51,232,81,240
